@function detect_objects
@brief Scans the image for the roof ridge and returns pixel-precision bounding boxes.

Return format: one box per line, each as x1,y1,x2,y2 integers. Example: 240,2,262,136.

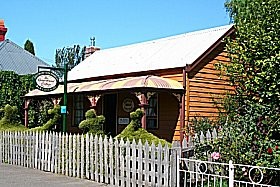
98,24,233,52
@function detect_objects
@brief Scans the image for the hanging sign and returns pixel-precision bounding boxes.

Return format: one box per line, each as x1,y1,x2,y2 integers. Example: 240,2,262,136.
122,98,134,113
34,71,59,92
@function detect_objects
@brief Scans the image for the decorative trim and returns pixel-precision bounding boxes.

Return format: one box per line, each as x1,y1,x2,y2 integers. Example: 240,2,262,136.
51,97,62,106
24,99,31,109
172,93,182,102
147,92,155,101
134,92,142,103
87,95,101,107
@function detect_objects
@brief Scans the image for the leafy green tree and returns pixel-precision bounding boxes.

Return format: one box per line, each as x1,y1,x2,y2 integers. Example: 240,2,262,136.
24,39,35,55
225,0,279,108
195,0,279,184
55,45,86,73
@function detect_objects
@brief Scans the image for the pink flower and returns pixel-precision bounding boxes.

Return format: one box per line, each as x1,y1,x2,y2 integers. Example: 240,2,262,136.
211,152,220,160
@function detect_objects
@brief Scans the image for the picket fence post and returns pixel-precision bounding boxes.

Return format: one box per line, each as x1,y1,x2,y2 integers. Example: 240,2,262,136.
76,134,80,178
229,160,234,187
108,136,114,185
0,131,2,164
85,133,89,179
176,153,180,187
89,134,94,180
114,138,119,186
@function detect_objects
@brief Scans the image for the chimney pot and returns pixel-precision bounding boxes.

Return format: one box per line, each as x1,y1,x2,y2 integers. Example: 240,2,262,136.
0,19,8,42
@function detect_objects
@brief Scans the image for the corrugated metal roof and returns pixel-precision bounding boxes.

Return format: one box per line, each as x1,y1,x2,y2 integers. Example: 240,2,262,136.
26,75,183,97
68,25,233,81
0,39,50,75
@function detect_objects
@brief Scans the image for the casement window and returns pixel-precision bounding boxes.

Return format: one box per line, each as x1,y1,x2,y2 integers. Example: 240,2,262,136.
146,94,158,129
73,94,84,127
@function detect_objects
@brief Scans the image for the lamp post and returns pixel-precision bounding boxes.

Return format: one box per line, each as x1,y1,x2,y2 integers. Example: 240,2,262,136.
35,64,69,133
62,62,68,132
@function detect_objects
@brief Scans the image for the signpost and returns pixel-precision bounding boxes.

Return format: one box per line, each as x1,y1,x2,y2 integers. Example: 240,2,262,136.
34,64,68,132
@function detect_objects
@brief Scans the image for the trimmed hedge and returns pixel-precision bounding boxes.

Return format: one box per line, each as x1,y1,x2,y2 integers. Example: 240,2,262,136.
116,109,171,146
79,109,106,136
30,105,61,131
0,104,27,131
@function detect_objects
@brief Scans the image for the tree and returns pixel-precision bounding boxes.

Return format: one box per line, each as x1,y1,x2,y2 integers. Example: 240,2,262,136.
225,0,279,108
55,45,86,72
24,39,35,55
195,0,280,184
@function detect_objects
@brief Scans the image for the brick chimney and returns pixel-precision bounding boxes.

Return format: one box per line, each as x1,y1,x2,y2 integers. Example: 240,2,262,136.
85,46,100,58
84,37,100,58
0,20,8,42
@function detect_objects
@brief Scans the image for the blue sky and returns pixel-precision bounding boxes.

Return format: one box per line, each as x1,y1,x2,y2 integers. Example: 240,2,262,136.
1,0,230,65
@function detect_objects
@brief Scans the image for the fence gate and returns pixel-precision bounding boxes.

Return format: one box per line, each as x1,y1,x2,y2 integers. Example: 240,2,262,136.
177,157,280,187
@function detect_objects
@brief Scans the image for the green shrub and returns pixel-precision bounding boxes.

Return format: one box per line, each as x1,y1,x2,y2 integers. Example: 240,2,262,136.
0,104,27,131
30,105,61,131
79,109,105,136
0,71,35,124
116,109,171,146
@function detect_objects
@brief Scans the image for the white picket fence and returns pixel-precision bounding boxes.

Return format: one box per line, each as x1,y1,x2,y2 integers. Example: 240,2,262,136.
182,128,218,150
0,131,179,187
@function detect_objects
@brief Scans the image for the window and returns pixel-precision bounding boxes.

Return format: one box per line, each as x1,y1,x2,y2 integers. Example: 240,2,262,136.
146,94,158,129
73,94,84,127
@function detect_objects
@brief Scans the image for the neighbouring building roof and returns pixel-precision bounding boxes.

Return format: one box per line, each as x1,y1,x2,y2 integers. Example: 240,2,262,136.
0,39,49,75
68,25,234,81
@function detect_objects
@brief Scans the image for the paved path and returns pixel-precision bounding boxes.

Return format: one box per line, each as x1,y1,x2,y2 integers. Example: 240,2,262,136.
0,164,109,187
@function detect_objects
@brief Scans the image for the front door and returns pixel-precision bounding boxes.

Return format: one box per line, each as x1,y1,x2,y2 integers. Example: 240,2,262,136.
103,94,117,137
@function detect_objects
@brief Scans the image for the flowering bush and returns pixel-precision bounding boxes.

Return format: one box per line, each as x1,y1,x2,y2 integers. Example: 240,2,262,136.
211,152,220,160
194,101,280,185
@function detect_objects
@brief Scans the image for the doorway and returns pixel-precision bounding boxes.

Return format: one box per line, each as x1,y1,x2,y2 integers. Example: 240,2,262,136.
103,94,117,137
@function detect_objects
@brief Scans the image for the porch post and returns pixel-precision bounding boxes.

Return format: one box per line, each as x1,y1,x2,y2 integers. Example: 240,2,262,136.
179,100,183,147
136,93,149,129
172,93,184,146
24,99,31,128
139,93,148,129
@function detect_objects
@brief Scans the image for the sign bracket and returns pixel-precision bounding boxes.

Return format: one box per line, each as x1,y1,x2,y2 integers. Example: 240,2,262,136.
35,65,68,133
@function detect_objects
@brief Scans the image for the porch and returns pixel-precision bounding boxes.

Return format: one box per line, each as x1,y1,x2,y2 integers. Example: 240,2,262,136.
25,75,185,142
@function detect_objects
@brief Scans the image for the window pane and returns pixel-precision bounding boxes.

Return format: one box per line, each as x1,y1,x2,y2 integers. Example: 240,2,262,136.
73,95,84,127
147,94,158,129
147,119,157,129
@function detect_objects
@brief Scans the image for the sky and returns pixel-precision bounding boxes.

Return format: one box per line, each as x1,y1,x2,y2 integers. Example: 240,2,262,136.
1,0,230,66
